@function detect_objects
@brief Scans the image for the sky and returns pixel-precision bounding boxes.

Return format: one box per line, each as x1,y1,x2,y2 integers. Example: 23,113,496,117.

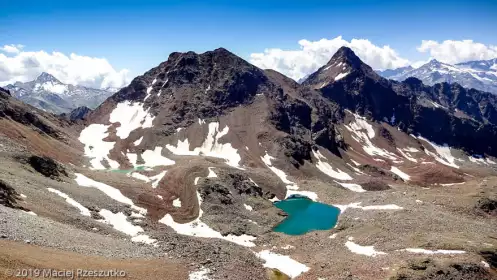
1,0,496,88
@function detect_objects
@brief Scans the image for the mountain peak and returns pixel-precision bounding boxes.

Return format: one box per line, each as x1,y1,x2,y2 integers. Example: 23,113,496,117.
35,72,62,84
329,46,363,68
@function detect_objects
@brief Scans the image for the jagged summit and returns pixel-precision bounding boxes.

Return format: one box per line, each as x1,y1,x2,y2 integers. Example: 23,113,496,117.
35,72,61,84
302,47,380,89
328,46,365,69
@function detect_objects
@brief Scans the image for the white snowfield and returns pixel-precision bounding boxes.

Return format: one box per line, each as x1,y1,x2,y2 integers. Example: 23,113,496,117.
261,152,318,201
400,248,466,255
73,174,156,245
335,71,350,81
345,238,386,257
256,250,310,279
173,198,181,207
207,167,218,178
313,150,352,180
47,188,91,217
166,122,242,168
159,191,256,247
334,202,403,212
335,181,366,193
189,267,211,280
79,101,163,170
396,148,417,162
345,112,398,160
134,136,143,146
34,81,68,94
78,123,119,170
141,147,175,166
390,166,410,181
417,136,459,168
98,209,156,245
109,101,155,139
74,173,147,215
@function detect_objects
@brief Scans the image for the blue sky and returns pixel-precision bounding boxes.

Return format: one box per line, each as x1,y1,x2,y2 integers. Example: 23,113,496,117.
1,0,496,87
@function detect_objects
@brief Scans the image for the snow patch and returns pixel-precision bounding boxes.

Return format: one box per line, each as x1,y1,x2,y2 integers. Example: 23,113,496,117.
417,136,459,168
150,171,167,188
189,267,210,280
141,147,175,167
109,101,155,139
335,202,403,212
335,72,350,81
207,167,218,178
345,239,386,257
261,152,318,201
173,198,181,207
396,148,417,162
79,124,119,170
390,166,410,181
313,150,352,180
345,113,398,160
166,122,242,168
98,209,156,244
256,250,310,278
335,182,366,193
159,191,256,247
133,137,143,146
401,248,465,255
47,188,91,216
74,173,147,215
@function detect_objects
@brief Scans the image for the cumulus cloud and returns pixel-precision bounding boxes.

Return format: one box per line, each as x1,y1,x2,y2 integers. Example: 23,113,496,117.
417,40,497,64
0,45,130,89
0,44,24,54
250,36,410,80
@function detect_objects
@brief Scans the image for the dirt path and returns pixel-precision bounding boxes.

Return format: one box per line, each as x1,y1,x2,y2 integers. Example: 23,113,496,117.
0,240,188,280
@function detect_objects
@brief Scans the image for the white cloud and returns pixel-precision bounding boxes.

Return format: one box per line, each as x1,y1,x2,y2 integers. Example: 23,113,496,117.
0,45,130,89
0,44,24,54
417,40,497,64
250,36,410,80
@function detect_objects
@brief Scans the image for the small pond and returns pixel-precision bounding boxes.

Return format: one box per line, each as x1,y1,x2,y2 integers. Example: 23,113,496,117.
273,195,341,235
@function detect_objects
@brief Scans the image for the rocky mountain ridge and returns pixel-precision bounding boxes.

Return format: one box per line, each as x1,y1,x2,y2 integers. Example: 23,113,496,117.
378,58,497,95
5,72,117,114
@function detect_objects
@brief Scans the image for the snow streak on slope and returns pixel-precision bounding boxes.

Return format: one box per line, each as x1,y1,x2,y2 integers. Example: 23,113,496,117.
334,202,403,212
345,237,386,257
261,152,318,201
109,101,155,139
400,248,465,255
189,267,211,280
47,188,91,216
74,173,147,215
345,112,398,160
159,191,256,247
313,150,352,180
390,166,410,181
166,122,242,168
256,250,310,278
417,136,459,168
335,182,366,192
98,209,156,245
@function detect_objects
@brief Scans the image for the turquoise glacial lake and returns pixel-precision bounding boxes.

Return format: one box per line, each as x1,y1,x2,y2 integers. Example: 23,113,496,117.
273,195,341,235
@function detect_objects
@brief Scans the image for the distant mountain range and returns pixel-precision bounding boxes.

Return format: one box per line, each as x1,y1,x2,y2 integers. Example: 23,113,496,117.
5,72,117,114
378,58,497,95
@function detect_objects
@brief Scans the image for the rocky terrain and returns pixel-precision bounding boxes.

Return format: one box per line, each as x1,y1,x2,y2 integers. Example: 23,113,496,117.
5,72,116,114
0,47,496,280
